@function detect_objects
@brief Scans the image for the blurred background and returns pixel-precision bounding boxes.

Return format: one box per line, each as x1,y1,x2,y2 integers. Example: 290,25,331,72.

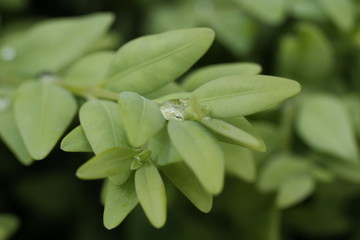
1,0,360,239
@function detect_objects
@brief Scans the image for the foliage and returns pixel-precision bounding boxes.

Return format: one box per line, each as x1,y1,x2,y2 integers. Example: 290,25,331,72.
1,0,360,239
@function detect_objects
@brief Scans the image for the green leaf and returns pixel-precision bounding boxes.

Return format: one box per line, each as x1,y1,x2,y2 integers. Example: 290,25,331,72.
318,0,355,32
296,93,359,162
79,100,128,154
193,75,301,118
103,177,138,229
64,51,115,88
161,162,212,213
0,111,33,165
14,81,77,160
209,9,259,56
0,214,20,240
12,13,114,76
258,154,312,192
135,162,167,228
182,62,262,91
60,126,92,152
199,117,265,152
145,82,185,99
76,147,135,180
276,23,333,87
219,142,256,182
118,92,165,148
235,0,288,25
104,28,215,95
148,127,182,166
108,172,132,186
276,174,315,208
168,121,224,194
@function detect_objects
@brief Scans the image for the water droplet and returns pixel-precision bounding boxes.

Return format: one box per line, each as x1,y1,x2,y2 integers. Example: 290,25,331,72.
39,72,58,83
1,46,16,61
159,99,190,121
0,97,11,113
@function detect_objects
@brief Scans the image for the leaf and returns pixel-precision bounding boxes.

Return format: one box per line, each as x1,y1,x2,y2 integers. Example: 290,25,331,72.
276,23,333,87
235,0,288,25
296,93,359,162
193,75,301,118
12,13,114,76
76,147,136,180
108,172,132,186
182,62,262,91
219,142,256,182
60,126,92,152
118,92,165,148
208,9,259,56
276,174,315,208
79,99,128,154
318,0,355,32
135,162,167,228
168,121,224,194
147,127,182,166
104,28,215,95
258,154,312,192
161,162,212,213
0,214,20,240
145,82,185,99
14,81,77,160
64,51,115,88
103,177,138,229
199,117,265,152
0,111,33,165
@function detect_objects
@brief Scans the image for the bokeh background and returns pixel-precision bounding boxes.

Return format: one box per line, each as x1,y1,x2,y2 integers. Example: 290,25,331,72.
1,0,360,239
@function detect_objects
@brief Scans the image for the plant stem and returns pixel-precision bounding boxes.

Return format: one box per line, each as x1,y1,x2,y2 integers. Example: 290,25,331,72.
58,82,118,101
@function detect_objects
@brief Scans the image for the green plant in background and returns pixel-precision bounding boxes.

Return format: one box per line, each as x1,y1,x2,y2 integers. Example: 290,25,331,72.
0,12,301,233
1,0,360,239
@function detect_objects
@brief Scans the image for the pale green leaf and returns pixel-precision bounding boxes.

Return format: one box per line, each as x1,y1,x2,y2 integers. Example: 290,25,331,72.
161,162,212,213
296,93,359,162
148,127,182,166
12,13,114,76
318,0,355,32
220,142,256,182
60,126,92,152
118,92,165,148
200,117,265,152
0,214,20,240
76,147,135,179
154,92,191,104
277,174,315,208
0,92,33,165
290,0,327,22
108,172,132,186
193,75,301,118
258,154,312,192
182,62,262,91
209,9,259,56
135,163,167,228
145,82,185,99
168,121,224,194
79,99,128,154
276,23,333,87
103,177,138,229
235,0,288,25
14,81,77,160
104,28,215,95
64,51,115,87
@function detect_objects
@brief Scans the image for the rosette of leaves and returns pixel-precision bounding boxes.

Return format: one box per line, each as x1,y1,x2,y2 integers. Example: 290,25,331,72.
61,77,300,228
